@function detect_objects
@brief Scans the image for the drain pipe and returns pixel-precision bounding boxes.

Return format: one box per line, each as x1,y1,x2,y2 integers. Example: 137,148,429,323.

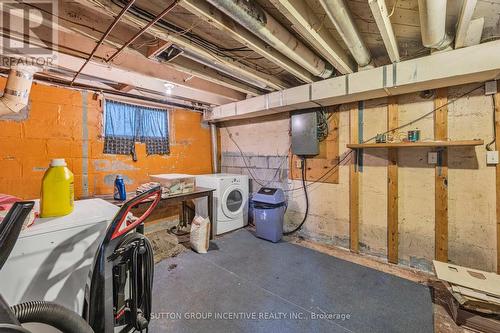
205,0,333,79
210,123,219,173
318,0,373,68
417,0,453,51
0,66,36,116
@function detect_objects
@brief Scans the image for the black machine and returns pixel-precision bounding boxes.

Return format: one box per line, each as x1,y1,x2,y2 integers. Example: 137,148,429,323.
0,186,162,333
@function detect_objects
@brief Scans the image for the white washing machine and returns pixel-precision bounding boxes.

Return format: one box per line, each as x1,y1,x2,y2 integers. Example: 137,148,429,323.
195,174,249,235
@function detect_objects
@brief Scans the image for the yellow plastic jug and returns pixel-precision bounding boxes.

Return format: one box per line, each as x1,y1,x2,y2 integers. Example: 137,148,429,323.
40,158,74,217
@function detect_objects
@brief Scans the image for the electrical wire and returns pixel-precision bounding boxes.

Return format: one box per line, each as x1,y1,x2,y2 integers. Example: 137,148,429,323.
363,83,484,144
283,156,308,235
486,94,497,151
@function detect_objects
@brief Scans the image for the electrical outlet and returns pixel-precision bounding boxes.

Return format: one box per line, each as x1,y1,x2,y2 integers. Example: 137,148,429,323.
487,151,499,165
428,152,438,164
295,159,303,169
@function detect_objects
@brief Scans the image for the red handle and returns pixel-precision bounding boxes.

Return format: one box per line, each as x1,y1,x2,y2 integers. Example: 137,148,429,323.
111,189,161,240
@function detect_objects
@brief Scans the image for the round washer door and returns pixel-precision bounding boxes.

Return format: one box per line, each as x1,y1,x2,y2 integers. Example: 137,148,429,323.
221,185,244,218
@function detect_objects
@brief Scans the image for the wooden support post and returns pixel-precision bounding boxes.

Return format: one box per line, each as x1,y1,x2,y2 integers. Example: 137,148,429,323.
434,88,449,262
387,96,399,264
350,104,360,253
495,91,500,274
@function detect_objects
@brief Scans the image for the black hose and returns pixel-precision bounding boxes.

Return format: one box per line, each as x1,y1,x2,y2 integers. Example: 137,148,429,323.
10,301,94,333
284,157,309,235
119,232,154,332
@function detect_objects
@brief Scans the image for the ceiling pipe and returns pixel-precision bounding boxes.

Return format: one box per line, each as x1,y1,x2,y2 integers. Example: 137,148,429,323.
318,0,373,68
205,0,334,79
417,0,453,51
0,66,36,116
268,0,355,74
179,0,316,83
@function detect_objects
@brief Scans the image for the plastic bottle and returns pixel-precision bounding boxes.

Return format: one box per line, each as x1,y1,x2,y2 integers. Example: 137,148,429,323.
40,159,74,217
114,175,126,201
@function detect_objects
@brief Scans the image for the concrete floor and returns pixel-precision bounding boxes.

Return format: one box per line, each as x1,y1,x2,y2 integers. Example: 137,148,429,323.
150,229,434,332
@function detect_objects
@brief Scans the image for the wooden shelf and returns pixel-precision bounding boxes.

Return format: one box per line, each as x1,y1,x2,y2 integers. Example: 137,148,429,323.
347,140,484,149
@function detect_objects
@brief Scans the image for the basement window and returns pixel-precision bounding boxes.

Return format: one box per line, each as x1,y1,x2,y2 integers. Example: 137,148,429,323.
103,100,170,160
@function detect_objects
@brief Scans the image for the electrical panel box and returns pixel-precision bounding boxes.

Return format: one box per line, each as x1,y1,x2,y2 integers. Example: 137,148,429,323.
291,109,319,156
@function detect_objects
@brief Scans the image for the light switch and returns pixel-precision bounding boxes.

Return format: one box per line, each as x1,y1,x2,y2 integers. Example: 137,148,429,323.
487,151,499,165
428,152,438,164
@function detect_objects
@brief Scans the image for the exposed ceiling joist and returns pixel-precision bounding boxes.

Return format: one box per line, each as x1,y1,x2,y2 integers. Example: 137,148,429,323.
72,0,290,91
268,0,355,74
369,0,400,63
205,0,333,79
0,1,247,104
179,0,316,83
168,57,263,97
455,0,481,49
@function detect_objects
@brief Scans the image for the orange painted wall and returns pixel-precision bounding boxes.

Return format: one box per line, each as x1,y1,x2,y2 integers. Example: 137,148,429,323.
0,79,212,199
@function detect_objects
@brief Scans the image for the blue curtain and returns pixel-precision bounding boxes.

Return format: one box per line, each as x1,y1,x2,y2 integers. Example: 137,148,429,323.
104,100,137,138
103,100,170,158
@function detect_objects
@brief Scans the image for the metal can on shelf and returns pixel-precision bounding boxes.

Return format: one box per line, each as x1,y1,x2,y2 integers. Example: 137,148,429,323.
408,130,421,142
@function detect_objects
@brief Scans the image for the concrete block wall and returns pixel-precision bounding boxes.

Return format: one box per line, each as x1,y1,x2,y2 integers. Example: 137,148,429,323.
221,152,289,193
219,83,498,273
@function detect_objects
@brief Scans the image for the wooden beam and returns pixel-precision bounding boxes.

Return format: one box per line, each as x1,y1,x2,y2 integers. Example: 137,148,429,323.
495,91,500,274
350,104,360,253
387,96,399,264
434,87,449,262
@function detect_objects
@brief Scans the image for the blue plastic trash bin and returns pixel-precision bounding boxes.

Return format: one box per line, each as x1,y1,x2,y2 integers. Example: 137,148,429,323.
253,187,286,243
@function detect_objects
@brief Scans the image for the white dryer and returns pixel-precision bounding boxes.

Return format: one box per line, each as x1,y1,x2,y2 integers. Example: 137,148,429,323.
195,174,249,235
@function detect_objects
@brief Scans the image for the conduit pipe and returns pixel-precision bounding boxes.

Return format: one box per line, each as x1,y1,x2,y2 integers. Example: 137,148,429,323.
417,0,453,51
210,123,219,173
318,0,372,68
0,66,36,116
205,0,334,79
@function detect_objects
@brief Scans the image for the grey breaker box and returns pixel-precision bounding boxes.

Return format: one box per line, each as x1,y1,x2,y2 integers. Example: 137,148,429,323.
291,109,319,156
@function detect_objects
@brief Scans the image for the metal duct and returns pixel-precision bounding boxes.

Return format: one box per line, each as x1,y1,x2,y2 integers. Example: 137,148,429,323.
206,0,334,79
418,0,453,50
0,66,36,116
318,0,372,68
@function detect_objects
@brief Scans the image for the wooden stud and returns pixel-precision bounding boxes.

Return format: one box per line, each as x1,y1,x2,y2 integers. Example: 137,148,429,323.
434,88,449,262
350,104,360,253
387,96,399,264
495,91,500,274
